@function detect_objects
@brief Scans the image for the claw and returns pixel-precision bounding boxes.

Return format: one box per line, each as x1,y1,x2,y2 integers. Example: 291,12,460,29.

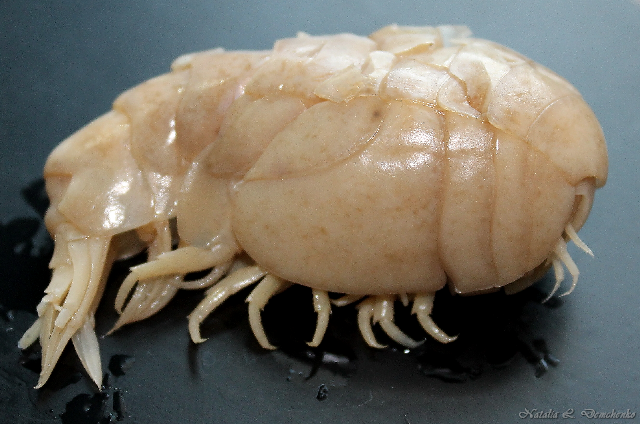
543,257,565,302
308,289,331,347
356,295,423,348
543,237,580,302
357,297,386,348
555,238,580,297
411,294,457,344
565,223,594,257
188,266,267,343
543,224,593,302
373,296,423,348
246,275,292,350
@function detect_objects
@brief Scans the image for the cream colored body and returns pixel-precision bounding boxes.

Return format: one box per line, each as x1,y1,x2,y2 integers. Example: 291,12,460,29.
21,26,608,388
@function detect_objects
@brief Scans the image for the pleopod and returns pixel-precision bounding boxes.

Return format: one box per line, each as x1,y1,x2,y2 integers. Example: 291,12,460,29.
19,25,608,388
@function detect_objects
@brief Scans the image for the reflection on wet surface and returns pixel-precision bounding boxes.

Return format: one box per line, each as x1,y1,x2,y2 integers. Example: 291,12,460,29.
258,281,562,383
59,373,125,424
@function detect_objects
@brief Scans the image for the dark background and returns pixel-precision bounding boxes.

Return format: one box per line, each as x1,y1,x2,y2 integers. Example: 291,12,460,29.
1,1,639,423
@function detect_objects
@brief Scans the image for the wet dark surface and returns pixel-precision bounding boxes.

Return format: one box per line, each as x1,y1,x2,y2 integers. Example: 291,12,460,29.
0,181,53,313
108,355,135,378
58,374,126,424
2,1,640,423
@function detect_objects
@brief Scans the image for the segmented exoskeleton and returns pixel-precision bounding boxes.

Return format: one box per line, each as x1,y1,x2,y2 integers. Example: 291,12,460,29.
20,25,608,388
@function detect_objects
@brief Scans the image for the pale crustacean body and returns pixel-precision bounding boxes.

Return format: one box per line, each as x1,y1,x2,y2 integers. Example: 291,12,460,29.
19,25,608,388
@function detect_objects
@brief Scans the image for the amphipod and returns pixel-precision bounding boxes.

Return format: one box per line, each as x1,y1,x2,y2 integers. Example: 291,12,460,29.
20,25,608,388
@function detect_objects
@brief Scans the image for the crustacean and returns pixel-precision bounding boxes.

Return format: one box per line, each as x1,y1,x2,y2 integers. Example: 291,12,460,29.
19,25,608,388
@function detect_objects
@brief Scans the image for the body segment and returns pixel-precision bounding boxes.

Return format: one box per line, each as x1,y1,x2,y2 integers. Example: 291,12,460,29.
20,25,608,388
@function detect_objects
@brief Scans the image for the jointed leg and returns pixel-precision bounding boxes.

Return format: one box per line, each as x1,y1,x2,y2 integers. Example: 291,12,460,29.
308,289,331,347
543,223,593,302
357,295,423,348
357,297,387,348
113,221,237,332
412,294,457,343
19,229,111,389
188,266,267,343
115,245,235,312
355,293,455,349
246,275,292,349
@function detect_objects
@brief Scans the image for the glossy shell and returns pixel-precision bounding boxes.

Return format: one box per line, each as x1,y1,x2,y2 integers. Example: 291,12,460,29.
20,25,608,389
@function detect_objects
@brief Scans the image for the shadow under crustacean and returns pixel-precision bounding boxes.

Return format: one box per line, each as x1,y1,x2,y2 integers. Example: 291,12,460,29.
4,179,567,421
237,279,564,383
192,259,566,385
